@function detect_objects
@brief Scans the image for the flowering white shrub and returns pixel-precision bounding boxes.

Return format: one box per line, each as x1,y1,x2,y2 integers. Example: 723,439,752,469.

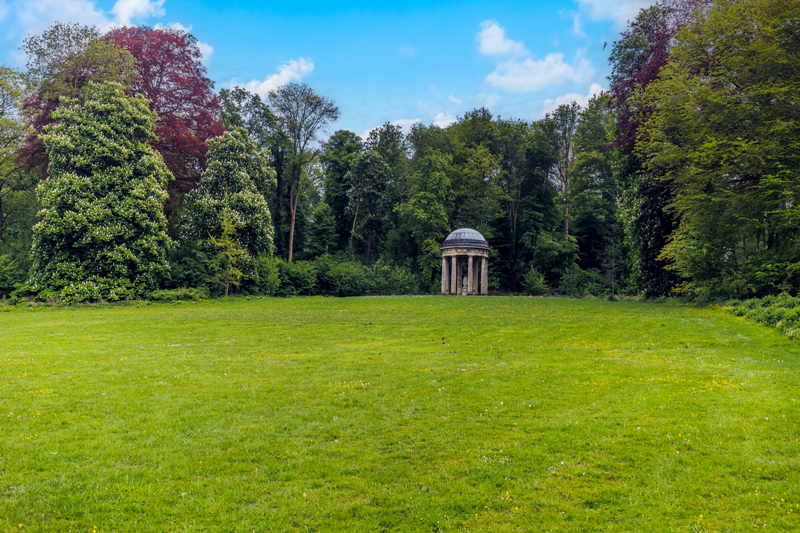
181,128,276,258
27,82,174,302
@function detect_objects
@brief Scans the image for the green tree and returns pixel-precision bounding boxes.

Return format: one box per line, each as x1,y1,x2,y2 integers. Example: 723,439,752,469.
208,210,247,297
637,0,800,298
23,22,138,101
454,144,505,233
0,66,32,250
570,94,624,288
345,151,394,264
320,130,362,251
28,82,173,302
396,149,454,285
548,101,581,239
304,202,338,258
182,128,276,258
268,82,340,262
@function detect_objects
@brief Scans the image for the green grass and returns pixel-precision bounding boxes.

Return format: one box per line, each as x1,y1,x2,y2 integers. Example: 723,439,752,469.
1,296,798,532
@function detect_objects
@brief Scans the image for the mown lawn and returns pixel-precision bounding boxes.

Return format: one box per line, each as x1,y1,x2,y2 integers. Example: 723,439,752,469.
1,296,798,532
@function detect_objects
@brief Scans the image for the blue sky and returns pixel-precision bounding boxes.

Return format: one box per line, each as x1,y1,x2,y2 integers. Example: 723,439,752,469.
1,0,655,139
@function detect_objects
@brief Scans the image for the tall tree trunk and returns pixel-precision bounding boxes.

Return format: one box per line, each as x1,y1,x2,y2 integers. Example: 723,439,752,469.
349,199,360,260
0,194,4,256
287,165,301,262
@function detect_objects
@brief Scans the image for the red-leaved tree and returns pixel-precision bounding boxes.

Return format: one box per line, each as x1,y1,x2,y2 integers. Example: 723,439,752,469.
607,0,710,151
104,26,224,208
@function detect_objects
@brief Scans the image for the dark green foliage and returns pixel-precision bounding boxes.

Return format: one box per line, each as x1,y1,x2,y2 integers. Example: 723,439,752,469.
522,265,549,295
345,151,395,262
368,260,420,295
304,202,337,259
272,255,421,297
635,0,800,299
251,255,281,296
315,258,370,297
0,255,21,297
277,260,317,296
529,232,579,286
559,265,608,297
167,248,212,292
320,130,362,251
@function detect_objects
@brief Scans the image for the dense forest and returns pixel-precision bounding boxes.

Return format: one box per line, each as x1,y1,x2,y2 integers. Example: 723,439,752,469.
0,0,797,301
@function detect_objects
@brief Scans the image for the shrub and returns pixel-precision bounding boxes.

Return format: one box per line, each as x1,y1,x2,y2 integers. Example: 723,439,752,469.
250,255,281,296
277,260,316,296
370,261,420,295
168,249,213,291
522,265,549,296
0,255,22,298
148,287,209,302
731,293,800,339
560,266,608,297
328,261,371,297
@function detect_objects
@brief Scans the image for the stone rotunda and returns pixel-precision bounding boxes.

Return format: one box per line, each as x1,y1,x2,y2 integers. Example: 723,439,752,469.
441,228,489,296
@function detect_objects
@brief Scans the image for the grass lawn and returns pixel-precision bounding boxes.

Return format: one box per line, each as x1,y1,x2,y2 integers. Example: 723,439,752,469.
1,296,798,532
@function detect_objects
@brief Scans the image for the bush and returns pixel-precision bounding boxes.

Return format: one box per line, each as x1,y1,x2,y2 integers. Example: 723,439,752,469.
328,261,371,297
250,255,281,296
522,265,549,296
0,255,23,298
731,293,800,339
560,266,608,297
370,261,420,295
148,287,209,302
277,260,317,296
168,249,213,292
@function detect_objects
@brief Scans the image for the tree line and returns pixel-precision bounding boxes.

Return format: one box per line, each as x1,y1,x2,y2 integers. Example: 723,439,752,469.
0,0,797,301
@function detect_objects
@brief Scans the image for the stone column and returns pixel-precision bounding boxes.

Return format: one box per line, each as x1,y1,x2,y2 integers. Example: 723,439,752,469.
450,256,457,295
473,261,478,295
481,257,488,295
467,255,474,295
441,258,448,295
456,259,462,295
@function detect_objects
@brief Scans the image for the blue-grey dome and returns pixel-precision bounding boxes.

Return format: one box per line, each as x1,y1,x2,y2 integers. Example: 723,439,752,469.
442,228,489,249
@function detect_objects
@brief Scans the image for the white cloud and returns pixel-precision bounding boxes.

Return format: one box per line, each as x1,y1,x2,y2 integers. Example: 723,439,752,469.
231,58,314,97
153,20,189,31
111,0,164,26
575,0,657,28
432,111,456,128
485,52,594,92
448,94,461,107
573,14,586,37
394,118,421,132
540,83,605,117
9,0,175,56
196,41,213,66
470,92,500,110
477,20,529,57
13,0,110,37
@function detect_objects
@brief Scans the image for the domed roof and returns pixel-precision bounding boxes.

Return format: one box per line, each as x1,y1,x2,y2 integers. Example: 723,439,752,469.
442,228,489,249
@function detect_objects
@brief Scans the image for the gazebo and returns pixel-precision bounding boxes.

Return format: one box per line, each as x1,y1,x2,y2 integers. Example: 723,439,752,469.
441,228,489,296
